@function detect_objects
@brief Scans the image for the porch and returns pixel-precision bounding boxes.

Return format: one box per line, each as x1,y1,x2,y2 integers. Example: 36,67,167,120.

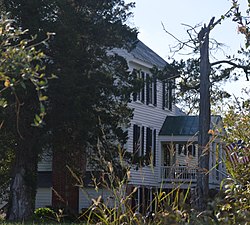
160,166,197,182
158,116,227,188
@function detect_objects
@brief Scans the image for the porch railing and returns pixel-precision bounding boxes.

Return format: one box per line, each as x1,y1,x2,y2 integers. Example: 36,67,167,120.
160,166,197,182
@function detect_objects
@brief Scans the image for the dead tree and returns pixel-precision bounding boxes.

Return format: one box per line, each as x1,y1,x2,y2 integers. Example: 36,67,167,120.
196,17,214,210
162,2,250,210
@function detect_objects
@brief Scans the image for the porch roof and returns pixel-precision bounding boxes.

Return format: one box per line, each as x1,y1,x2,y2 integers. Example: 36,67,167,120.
159,115,222,136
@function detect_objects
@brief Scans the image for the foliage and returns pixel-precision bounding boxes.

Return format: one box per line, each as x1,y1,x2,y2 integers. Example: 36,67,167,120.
154,59,232,114
223,89,250,144
0,14,51,127
33,207,69,223
80,161,250,225
3,0,137,220
4,0,138,168
0,14,52,221
33,207,56,223
215,174,250,224
154,0,250,114
231,0,250,49
0,131,15,205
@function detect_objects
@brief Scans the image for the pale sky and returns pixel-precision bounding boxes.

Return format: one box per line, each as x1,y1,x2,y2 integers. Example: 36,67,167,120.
126,0,249,99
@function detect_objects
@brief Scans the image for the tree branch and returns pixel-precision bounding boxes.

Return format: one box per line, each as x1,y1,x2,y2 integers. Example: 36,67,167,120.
211,60,250,81
161,22,196,50
211,60,248,68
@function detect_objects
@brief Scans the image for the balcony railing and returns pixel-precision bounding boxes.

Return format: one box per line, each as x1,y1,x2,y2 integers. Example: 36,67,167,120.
160,166,197,182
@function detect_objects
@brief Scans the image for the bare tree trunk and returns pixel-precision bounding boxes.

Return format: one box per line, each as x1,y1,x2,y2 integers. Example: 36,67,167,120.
196,18,214,210
7,137,38,221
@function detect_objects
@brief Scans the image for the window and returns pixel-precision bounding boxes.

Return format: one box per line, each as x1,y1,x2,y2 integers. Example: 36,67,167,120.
133,70,157,106
133,71,145,103
162,81,173,110
188,144,196,157
133,124,144,163
133,125,156,166
146,74,157,106
162,143,173,166
177,143,196,157
146,127,157,165
178,144,186,155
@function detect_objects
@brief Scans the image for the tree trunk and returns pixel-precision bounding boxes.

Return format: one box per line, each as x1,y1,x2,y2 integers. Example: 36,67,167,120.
52,144,86,214
7,138,38,221
196,18,214,210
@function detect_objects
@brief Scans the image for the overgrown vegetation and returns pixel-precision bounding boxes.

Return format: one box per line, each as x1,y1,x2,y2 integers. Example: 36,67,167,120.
0,14,53,221
2,0,137,220
45,96,250,224
1,0,250,224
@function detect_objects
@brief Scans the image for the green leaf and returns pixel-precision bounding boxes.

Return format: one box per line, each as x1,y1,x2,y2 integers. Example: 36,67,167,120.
39,95,48,101
40,103,45,113
35,114,41,122
0,98,7,108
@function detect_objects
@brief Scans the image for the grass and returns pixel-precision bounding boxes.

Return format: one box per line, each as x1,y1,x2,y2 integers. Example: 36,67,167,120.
0,223,84,225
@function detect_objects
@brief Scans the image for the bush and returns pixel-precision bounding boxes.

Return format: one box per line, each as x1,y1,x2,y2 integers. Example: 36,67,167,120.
33,207,56,223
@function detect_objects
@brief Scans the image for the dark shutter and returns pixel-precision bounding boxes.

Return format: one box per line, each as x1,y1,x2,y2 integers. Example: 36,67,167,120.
153,76,157,106
132,69,138,102
162,82,166,109
133,92,137,102
146,74,149,105
133,124,140,163
141,72,145,103
153,129,156,166
146,127,152,164
169,81,173,110
141,126,144,157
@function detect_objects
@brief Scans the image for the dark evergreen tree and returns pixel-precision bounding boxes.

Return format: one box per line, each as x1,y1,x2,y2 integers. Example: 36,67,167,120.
4,0,137,220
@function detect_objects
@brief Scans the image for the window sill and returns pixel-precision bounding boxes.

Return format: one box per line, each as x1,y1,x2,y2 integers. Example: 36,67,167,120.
163,107,172,111
147,103,156,108
135,100,144,104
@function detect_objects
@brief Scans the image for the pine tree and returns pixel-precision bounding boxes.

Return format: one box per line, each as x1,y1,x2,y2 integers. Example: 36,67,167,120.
4,0,137,220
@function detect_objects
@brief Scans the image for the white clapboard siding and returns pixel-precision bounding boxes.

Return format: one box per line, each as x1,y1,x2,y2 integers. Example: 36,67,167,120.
127,101,172,186
37,152,52,172
129,167,159,187
35,188,52,208
125,59,182,187
79,188,114,211
177,154,198,167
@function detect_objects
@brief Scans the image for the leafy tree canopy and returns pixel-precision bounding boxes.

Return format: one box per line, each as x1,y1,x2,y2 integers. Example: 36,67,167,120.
3,0,138,220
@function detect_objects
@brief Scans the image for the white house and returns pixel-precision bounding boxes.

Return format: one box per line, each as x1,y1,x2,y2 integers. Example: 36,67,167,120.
36,40,226,213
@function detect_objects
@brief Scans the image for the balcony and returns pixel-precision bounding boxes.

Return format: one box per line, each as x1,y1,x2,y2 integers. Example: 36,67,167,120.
160,166,197,182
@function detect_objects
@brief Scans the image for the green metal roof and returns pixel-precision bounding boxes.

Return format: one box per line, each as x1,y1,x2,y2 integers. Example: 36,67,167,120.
159,115,222,136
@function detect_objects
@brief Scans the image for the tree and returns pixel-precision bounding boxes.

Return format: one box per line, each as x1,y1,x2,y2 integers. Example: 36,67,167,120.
223,89,250,145
0,15,52,220
4,0,137,219
157,0,250,210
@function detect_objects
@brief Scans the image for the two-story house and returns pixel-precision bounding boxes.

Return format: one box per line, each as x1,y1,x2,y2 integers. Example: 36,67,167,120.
35,40,227,213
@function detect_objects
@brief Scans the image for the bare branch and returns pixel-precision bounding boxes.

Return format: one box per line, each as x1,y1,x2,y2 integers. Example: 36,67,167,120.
181,23,201,35
211,60,250,81
161,22,196,50
211,59,249,69
210,6,234,30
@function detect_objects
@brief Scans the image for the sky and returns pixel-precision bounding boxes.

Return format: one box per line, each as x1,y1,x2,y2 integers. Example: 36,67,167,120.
125,0,249,99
